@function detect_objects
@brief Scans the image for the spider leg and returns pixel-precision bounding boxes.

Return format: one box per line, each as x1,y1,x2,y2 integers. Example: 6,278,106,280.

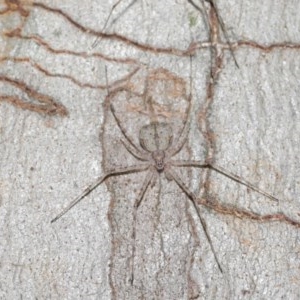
171,160,280,202
196,0,239,68
51,163,150,223
197,197,300,228
206,0,239,68
165,166,223,273
121,138,150,161
167,95,192,158
131,169,155,285
110,103,148,156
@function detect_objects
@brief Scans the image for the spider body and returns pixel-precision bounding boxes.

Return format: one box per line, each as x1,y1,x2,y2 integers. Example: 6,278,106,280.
139,122,173,172
52,81,299,277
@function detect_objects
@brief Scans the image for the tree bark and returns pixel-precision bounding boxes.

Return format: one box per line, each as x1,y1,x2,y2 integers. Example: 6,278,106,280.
1,0,299,299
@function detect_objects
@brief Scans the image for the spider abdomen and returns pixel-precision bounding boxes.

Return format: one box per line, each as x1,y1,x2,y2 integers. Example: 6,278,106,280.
139,122,173,152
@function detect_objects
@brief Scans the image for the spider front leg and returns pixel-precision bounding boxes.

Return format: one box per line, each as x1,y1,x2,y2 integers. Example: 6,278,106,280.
166,96,192,158
110,103,149,157
121,138,150,161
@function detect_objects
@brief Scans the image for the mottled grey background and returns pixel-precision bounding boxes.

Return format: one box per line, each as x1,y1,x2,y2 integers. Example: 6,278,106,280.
0,0,300,299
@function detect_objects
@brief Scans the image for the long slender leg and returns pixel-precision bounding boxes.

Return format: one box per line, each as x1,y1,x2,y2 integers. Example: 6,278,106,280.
171,161,300,227
187,0,239,68
110,104,148,156
91,0,126,48
165,167,223,273
131,169,155,285
51,164,150,223
205,0,239,68
167,97,192,158
197,197,300,228
121,138,150,161
171,160,280,202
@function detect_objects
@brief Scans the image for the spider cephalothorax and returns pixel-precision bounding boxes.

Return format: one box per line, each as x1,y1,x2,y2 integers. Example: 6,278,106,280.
151,150,165,171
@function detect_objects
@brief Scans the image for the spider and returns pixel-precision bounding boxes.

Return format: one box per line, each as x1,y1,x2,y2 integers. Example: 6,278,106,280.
51,90,299,275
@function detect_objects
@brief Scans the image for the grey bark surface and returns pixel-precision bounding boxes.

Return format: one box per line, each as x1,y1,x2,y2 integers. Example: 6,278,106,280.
1,0,300,299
